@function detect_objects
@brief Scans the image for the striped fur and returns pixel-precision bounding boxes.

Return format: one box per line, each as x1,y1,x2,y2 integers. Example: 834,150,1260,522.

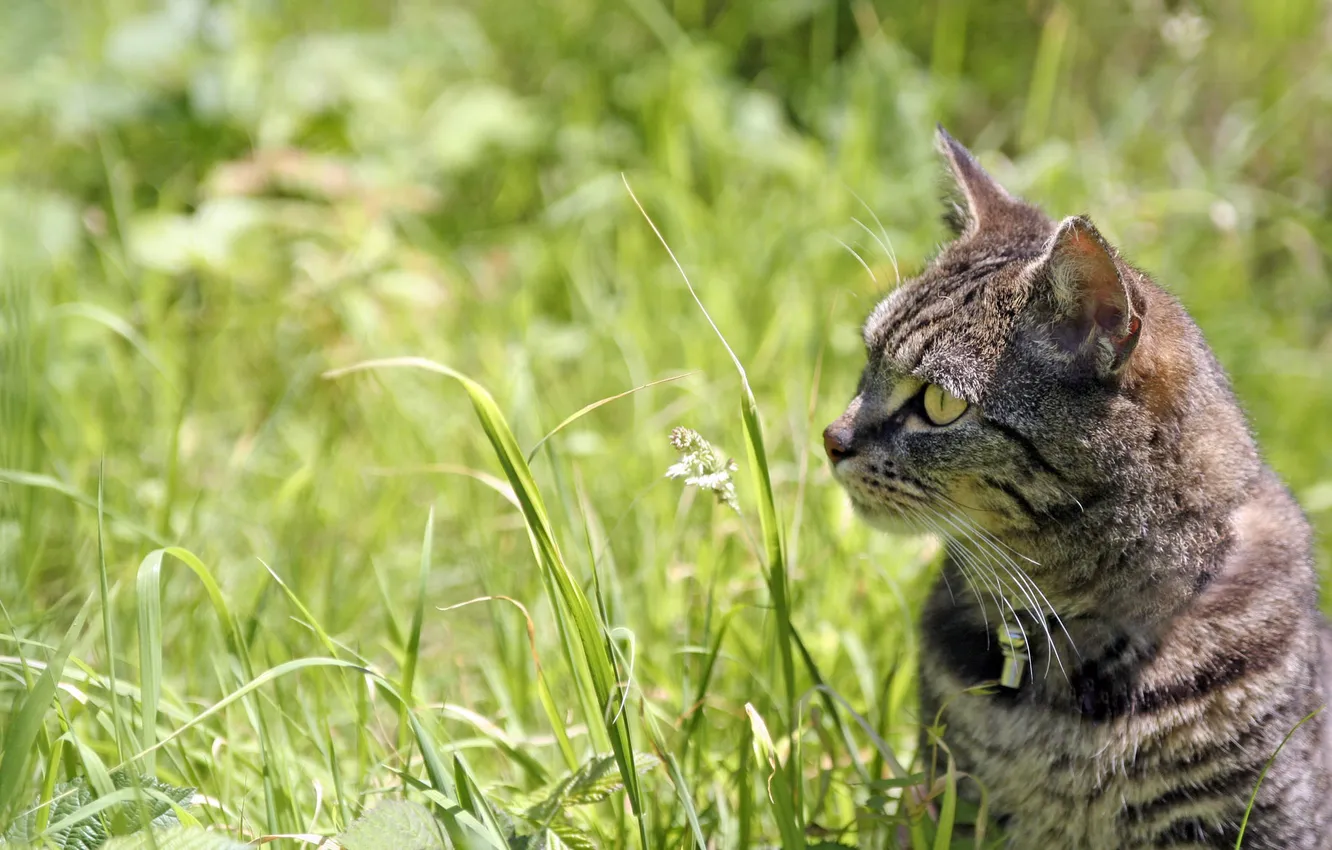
826,128,1332,848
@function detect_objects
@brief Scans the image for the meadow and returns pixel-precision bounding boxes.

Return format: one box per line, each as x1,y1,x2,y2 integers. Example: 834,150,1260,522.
1,0,1330,847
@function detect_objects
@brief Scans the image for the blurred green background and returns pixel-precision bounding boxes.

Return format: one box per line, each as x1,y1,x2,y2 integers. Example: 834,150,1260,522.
1,0,1330,847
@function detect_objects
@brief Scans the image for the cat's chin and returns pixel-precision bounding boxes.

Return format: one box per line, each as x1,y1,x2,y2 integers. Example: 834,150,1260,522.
846,498,921,537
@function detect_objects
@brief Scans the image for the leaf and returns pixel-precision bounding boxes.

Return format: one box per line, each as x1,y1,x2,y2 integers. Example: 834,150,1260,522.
336,800,449,850
744,704,803,850
136,551,165,776
545,824,595,850
641,708,706,850
523,753,658,824
4,773,194,850
508,825,595,850
525,373,693,463
565,752,657,806
625,176,802,834
2,773,95,847
867,774,928,791
932,753,957,850
100,827,248,849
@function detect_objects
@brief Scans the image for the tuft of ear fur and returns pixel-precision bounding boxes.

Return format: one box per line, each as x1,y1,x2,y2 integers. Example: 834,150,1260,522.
936,125,1017,235
1040,215,1142,375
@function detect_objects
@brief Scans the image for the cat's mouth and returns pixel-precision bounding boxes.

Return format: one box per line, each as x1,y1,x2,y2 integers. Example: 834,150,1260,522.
831,462,936,533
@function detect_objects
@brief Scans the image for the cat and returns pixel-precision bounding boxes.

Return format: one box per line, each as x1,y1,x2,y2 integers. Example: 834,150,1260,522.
824,127,1332,849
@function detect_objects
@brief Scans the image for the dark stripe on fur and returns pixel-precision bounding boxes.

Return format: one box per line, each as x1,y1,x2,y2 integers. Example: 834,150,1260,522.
984,476,1040,518
1151,815,1242,847
985,419,1069,480
883,274,988,354
1121,763,1260,825
1070,617,1299,721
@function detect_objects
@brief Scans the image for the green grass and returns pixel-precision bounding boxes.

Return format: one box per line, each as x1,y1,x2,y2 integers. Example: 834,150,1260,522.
1,0,1330,847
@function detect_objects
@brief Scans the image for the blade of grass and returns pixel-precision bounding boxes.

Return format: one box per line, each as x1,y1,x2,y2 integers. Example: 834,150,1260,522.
134,546,288,831
1235,706,1324,848
32,732,64,834
624,175,802,827
325,357,649,847
744,703,804,850
439,596,576,772
397,507,434,773
791,629,872,784
524,372,695,463
932,752,957,850
16,658,453,824
678,607,739,765
96,463,132,765
451,753,509,843
0,595,91,817
0,469,164,545
739,719,753,850
1020,2,1070,150
259,558,340,659
135,551,164,776
642,705,706,849
40,786,194,840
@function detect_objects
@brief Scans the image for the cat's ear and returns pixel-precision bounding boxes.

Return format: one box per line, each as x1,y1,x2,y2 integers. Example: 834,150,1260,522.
1039,215,1142,375
936,125,1016,235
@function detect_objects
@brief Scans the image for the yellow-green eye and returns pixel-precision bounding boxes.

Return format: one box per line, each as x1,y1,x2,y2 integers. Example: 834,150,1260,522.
922,384,968,426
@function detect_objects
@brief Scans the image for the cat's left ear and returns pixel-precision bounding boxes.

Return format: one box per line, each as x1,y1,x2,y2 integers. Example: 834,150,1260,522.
1039,216,1142,375
936,125,1017,235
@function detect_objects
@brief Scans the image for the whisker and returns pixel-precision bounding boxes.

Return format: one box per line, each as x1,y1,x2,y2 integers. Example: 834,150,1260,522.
900,509,985,631
833,236,877,284
937,519,1028,661
930,505,1078,678
849,190,900,283
910,508,1019,653
920,503,1057,678
948,509,1079,663
852,217,900,284
872,484,1050,672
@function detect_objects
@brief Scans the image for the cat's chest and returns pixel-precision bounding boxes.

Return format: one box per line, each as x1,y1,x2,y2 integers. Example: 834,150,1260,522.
931,691,1186,849
915,599,1214,847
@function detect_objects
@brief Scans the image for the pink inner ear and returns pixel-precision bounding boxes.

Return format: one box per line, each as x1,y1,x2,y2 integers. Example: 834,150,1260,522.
1064,227,1099,258
1093,302,1125,333
1060,226,1126,332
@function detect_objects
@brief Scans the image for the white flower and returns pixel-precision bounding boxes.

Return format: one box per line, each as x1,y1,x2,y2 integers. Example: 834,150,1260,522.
665,427,740,514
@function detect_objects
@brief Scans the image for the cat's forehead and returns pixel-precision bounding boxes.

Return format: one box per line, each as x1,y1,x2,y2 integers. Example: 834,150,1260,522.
862,251,1037,400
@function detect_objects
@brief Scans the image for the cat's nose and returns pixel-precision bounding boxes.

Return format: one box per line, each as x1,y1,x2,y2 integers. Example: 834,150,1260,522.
823,423,856,463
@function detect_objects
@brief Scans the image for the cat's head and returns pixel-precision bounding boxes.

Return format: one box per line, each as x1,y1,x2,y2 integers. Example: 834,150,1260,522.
825,127,1225,546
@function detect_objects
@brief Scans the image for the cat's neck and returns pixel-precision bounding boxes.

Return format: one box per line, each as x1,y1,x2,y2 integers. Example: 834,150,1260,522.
1001,336,1264,629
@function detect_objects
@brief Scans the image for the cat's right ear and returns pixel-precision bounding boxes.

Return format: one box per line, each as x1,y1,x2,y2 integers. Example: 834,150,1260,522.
1038,215,1143,376
936,125,1015,236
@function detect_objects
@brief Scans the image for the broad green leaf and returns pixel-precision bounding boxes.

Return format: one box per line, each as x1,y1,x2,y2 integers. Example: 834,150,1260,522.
100,827,249,849
5,774,194,850
523,753,658,825
336,800,448,850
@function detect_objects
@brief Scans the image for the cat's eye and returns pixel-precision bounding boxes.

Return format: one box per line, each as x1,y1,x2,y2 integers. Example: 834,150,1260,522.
922,384,969,426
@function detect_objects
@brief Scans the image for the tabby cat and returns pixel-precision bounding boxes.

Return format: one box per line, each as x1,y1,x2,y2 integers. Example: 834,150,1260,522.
824,127,1332,848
